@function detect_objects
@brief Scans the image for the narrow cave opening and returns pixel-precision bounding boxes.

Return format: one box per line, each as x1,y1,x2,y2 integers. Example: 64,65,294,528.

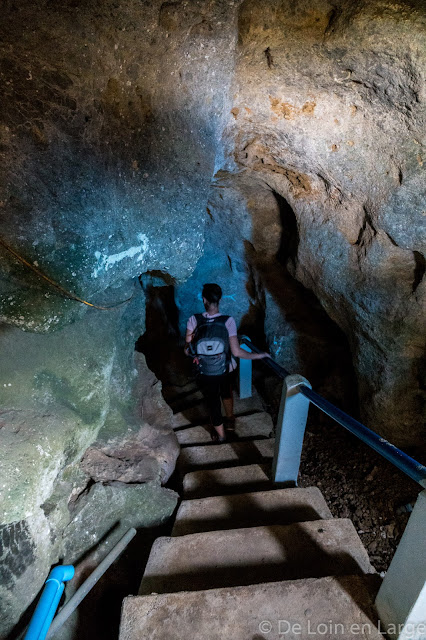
135,281,184,385
242,188,360,420
275,191,300,270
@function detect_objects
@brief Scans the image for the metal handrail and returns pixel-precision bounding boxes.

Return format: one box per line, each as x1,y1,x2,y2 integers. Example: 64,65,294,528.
241,337,426,488
46,528,136,638
240,337,290,378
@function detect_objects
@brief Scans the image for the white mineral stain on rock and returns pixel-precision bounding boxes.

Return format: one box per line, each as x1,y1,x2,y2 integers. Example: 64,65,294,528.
36,444,51,458
92,233,149,278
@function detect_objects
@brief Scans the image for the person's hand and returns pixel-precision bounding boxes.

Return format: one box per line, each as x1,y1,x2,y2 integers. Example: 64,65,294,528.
256,352,270,359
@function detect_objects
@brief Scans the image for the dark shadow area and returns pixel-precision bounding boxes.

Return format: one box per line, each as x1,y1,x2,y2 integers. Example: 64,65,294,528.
412,250,425,293
173,501,325,536
179,434,268,448
275,191,300,270
241,187,360,428
139,521,371,594
56,522,174,640
6,520,174,640
177,439,273,473
135,282,185,383
181,463,273,500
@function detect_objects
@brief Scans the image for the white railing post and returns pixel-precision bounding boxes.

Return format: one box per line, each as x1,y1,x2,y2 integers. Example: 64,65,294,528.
239,338,252,399
375,489,426,640
272,374,311,486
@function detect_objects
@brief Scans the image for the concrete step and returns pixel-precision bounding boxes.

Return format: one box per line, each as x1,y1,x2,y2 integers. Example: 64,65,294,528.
176,412,274,445
182,464,273,499
172,487,333,536
139,519,375,595
171,391,265,428
121,575,382,640
177,438,275,473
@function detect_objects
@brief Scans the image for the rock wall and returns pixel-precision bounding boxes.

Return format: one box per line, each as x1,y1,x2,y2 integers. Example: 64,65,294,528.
0,0,237,635
216,0,425,445
176,172,356,407
175,1,425,446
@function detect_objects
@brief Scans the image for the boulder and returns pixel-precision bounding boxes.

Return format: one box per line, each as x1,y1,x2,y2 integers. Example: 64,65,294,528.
62,482,178,565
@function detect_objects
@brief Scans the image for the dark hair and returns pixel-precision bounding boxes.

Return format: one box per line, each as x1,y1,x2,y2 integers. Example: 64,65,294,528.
202,283,222,304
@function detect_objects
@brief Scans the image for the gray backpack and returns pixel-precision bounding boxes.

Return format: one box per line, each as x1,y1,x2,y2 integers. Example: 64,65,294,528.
192,314,231,376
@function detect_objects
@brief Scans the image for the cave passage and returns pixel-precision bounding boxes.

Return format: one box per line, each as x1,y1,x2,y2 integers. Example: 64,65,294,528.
137,190,359,425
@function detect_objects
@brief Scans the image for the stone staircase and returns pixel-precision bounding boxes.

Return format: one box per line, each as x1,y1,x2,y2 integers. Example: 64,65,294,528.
119,384,382,639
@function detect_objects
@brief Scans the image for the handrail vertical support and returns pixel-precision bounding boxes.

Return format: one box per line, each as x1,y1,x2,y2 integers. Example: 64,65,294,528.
375,490,426,639
272,374,311,486
239,337,252,399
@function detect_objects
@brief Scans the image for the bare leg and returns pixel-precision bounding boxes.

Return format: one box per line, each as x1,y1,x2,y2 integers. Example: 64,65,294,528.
222,396,234,420
213,423,226,440
223,397,235,434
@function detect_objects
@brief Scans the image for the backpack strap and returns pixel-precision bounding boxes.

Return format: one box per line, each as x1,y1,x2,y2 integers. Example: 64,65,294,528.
194,313,205,328
194,314,229,326
208,315,231,359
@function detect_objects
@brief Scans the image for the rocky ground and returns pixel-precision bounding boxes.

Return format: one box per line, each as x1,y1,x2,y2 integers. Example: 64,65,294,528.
300,417,422,574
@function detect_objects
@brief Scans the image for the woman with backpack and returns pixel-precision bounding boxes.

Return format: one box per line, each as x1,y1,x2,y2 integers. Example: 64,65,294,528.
184,283,270,443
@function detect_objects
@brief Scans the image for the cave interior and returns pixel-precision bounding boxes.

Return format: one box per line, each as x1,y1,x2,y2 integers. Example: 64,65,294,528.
0,0,425,638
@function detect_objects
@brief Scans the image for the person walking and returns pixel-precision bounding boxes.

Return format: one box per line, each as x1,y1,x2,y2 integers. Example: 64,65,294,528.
185,283,269,442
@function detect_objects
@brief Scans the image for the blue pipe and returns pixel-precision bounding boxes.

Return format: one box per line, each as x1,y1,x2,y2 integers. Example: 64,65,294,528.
299,385,426,488
24,565,74,640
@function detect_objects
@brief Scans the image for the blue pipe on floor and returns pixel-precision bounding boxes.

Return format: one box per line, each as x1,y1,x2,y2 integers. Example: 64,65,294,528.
24,565,74,640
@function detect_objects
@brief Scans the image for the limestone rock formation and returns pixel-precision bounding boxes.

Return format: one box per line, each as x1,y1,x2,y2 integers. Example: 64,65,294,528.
218,0,426,444
0,0,236,635
180,0,426,445
62,482,178,565
81,424,178,485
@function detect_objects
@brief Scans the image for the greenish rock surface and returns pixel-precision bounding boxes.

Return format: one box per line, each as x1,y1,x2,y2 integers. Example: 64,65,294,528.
62,482,178,564
0,291,179,637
